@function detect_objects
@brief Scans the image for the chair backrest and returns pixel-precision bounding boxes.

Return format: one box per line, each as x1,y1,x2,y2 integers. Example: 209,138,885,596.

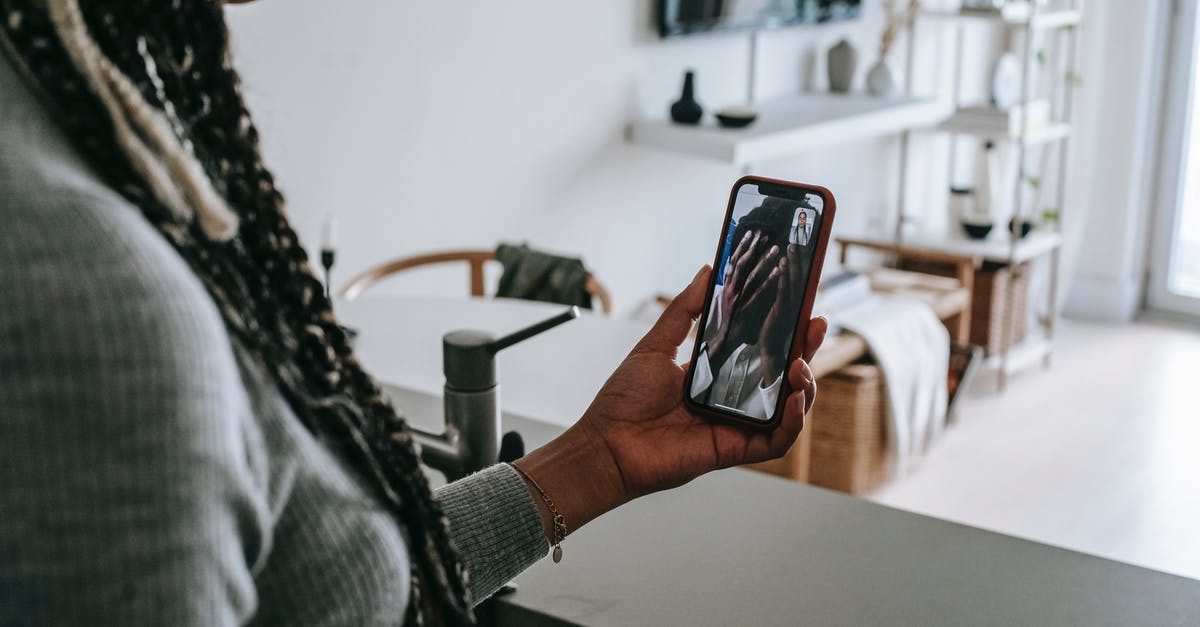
340,248,614,314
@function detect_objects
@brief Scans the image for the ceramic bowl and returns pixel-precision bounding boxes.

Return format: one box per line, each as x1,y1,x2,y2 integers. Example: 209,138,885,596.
715,106,759,128
961,222,994,240
1009,219,1035,239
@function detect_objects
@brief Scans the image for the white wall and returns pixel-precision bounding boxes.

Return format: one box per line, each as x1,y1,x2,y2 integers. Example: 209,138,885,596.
1061,0,1171,321
224,1,1134,319
223,0,933,314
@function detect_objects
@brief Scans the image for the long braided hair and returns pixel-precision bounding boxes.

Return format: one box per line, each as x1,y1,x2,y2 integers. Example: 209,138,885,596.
0,1,474,623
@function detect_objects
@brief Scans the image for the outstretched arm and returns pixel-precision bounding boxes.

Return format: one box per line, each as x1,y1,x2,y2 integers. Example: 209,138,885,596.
516,266,827,543
430,267,826,602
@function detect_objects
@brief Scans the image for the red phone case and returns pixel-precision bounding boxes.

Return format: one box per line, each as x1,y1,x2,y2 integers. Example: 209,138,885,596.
682,175,837,430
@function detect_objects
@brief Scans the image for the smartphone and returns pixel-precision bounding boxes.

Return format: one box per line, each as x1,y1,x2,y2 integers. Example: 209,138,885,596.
683,176,835,429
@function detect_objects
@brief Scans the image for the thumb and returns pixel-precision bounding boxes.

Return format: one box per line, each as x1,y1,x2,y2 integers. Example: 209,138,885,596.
635,265,710,356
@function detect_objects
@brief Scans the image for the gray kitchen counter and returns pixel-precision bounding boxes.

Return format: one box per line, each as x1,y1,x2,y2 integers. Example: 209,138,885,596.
387,384,1200,626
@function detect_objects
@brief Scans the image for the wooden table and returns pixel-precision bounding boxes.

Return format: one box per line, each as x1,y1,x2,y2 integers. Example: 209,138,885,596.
836,237,978,344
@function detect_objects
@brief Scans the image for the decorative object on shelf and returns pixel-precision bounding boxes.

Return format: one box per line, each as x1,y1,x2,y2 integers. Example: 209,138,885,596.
320,214,337,300
869,0,919,97
949,186,976,218
670,70,704,125
950,187,994,240
867,61,895,96
827,39,858,93
714,106,759,128
962,221,994,240
991,52,1021,109
977,139,999,220
1009,217,1035,239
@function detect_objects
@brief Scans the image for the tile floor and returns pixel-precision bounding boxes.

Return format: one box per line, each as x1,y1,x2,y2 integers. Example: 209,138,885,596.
868,317,1200,581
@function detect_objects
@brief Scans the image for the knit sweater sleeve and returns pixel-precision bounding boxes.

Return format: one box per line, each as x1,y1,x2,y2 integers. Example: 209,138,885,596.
0,182,274,626
435,464,550,602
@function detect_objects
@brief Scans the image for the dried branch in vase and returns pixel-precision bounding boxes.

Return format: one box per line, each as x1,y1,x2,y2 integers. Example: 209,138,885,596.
879,0,921,59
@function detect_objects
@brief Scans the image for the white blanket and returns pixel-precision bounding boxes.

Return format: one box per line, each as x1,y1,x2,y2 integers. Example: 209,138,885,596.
836,296,949,477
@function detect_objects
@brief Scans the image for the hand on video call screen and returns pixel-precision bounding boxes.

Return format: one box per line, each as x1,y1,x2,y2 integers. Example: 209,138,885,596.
689,185,823,421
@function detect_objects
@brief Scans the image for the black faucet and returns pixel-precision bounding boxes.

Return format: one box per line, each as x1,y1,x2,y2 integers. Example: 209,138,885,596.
411,307,580,481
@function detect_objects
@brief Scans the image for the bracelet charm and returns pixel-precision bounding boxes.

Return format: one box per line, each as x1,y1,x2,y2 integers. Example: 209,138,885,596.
511,462,567,563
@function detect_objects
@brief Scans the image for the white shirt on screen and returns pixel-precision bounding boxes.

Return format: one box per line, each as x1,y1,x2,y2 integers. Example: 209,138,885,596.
688,291,782,420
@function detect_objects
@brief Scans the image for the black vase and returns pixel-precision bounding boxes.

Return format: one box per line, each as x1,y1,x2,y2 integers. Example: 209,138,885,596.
670,70,703,125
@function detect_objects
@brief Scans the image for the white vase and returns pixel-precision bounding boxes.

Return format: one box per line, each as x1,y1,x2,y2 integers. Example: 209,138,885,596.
866,58,895,96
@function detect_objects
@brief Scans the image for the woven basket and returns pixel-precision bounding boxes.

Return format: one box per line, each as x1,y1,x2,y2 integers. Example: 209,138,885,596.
745,422,811,482
897,259,1030,356
970,262,1030,355
807,364,889,495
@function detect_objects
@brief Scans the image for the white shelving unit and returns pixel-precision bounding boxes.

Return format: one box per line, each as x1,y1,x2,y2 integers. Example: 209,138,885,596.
629,93,950,169
627,1,1082,390
887,0,1083,389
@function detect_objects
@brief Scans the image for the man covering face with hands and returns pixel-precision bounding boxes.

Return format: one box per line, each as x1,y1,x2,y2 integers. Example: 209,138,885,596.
690,196,816,419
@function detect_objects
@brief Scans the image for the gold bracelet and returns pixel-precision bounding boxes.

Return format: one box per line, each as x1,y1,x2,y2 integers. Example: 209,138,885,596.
510,462,566,563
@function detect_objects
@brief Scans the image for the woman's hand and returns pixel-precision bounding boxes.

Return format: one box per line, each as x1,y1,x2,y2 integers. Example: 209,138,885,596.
515,266,827,540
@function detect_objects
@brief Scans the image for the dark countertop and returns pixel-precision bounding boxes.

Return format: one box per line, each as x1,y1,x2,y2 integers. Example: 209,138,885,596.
387,386,1200,627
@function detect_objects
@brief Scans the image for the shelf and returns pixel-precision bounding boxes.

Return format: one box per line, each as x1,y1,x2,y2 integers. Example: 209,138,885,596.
838,228,1062,266
939,114,1070,145
629,93,951,166
919,6,1081,30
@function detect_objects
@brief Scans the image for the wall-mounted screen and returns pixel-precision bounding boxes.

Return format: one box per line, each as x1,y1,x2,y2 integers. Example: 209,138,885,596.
658,0,862,38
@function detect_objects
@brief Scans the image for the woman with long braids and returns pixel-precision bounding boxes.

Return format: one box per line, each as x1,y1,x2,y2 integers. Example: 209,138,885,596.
0,0,826,624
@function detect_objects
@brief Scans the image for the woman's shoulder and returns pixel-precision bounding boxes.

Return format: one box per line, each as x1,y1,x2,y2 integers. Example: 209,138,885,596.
2,51,233,382
1,180,234,376
0,173,276,624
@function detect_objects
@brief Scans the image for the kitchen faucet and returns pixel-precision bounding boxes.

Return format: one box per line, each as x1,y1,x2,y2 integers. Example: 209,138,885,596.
411,306,580,481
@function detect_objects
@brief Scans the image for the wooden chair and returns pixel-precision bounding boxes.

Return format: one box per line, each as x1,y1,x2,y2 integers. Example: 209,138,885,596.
339,249,614,314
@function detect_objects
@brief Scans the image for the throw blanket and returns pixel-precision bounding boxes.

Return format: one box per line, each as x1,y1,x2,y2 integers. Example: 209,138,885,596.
838,296,950,477
495,243,594,310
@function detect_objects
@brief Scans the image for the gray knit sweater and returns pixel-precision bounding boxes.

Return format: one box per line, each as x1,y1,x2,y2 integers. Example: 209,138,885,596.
0,52,548,625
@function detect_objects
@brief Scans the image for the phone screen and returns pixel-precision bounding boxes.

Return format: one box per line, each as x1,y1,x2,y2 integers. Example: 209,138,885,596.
688,181,825,423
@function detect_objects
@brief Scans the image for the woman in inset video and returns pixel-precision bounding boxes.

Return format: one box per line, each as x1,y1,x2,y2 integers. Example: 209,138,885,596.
0,0,826,624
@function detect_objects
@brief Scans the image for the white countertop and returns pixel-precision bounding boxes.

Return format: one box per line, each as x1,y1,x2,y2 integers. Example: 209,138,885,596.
336,295,663,428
